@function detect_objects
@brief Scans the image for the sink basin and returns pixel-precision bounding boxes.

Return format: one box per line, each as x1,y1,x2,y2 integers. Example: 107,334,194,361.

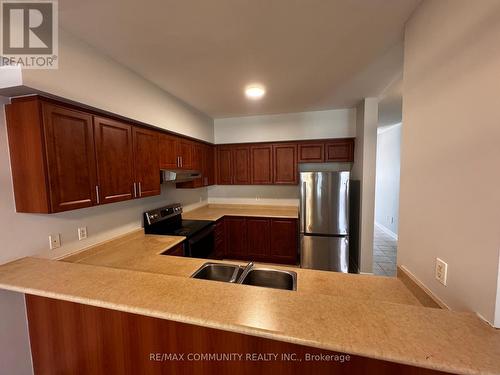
240,268,297,291
190,262,297,291
191,262,242,283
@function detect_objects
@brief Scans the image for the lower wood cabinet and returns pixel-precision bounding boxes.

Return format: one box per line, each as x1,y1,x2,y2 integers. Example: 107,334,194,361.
225,217,248,259
222,216,298,265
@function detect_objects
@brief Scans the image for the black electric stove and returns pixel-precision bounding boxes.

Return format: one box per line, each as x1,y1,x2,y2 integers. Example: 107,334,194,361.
143,204,215,258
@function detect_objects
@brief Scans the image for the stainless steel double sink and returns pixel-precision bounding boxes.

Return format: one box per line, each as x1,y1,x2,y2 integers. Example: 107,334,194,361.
191,262,297,291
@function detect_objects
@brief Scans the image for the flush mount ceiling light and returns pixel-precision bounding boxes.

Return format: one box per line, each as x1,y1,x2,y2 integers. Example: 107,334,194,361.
245,84,266,100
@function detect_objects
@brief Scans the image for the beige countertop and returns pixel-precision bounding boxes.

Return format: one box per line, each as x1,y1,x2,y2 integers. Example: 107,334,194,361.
182,203,299,221
62,230,421,305
0,228,499,374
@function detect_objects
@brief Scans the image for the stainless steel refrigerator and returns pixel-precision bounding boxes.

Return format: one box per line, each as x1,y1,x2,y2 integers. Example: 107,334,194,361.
300,171,349,272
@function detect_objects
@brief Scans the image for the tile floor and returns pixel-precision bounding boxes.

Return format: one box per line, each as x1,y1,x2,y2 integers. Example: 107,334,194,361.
373,226,397,277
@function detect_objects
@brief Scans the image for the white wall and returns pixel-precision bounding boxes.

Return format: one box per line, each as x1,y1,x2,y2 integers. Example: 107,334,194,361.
351,98,378,273
0,30,214,374
15,30,214,142
374,124,401,236
399,0,500,325
214,108,355,144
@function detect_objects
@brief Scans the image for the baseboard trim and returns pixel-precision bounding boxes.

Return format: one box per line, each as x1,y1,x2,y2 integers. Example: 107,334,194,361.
397,265,449,309
374,222,398,240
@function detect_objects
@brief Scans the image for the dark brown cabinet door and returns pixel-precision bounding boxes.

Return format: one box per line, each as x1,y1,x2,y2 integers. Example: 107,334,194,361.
42,103,97,212
133,127,160,198
159,134,178,169
217,146,233,184
273,143,298,184
251,144,273,184
325,139,354,162
177,139,193,169
298,142,324,163
270,218,298,264
232,146,251,184
246,218,270,260
225,217,247,259
206,145,216,186
94,117,134,205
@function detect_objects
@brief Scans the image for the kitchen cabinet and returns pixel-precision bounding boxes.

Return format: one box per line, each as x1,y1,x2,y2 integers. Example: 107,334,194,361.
5,98,98,213
225,217,247,259
325,139,354,162
133,127,161,197
298,142,324,163
159,134,178,169
250,144,273,184
217,146,233,184
176,142,216,188
5,96,163,213
270,218,298,264
94,116,134,204
273,143,298,184
219,215,298,264
246,218,271,259
206,145,216,186
232,146,251,184
159,134,193,170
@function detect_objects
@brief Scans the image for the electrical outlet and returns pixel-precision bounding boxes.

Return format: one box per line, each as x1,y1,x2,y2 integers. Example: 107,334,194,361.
435,258,448,285
49,234,61,250
78,227,87,240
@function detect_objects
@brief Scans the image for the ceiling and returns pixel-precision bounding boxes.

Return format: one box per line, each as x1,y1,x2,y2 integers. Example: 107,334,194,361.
59,0,419,118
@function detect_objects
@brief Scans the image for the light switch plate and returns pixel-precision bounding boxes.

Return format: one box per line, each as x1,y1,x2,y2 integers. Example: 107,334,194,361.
78,227,87,240
435,258,448,286
49,234,61,250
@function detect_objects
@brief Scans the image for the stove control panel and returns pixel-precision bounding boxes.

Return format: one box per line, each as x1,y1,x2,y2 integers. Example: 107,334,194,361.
145,204,183,225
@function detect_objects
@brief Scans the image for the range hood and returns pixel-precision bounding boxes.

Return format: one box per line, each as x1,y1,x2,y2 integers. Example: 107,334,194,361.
161,169,202,183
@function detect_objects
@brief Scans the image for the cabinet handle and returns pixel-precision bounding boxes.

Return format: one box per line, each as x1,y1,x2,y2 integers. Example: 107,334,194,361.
96,185,100,204
138,182,142,197
180,156,183,168
133,182,137,198
177,156,180,168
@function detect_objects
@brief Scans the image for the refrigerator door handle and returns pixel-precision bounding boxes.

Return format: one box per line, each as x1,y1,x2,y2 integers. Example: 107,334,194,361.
301,181,307,233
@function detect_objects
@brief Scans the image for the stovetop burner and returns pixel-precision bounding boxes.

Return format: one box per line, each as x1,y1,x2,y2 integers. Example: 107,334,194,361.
143,204,214,238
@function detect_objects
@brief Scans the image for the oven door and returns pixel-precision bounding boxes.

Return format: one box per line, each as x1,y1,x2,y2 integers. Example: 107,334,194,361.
186,224,216,259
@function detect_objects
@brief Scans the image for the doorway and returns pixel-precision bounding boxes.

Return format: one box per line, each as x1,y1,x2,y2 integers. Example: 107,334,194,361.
373,123,401,276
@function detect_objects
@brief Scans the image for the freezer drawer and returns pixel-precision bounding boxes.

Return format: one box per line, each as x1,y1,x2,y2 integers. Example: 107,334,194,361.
300,235,349,272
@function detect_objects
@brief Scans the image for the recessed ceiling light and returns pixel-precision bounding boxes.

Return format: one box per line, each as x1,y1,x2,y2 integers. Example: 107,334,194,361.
245,84,266,100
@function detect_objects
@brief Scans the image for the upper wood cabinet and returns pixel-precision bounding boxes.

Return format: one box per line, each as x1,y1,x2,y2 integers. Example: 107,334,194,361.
273,143,298,184
6,98,98,213
215,138,353,186
325,139,354,162
206,145,216,186
94,117,134,205
133,127,160,197
250,144,273,184
158,134,178,169
217,146,233,184
5,96,163,213
159,134,193,170
42,103,98,212
232,146,251,185
298,142,324,163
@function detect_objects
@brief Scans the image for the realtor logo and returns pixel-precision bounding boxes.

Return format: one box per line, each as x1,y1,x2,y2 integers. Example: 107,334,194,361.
0,0,58,68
